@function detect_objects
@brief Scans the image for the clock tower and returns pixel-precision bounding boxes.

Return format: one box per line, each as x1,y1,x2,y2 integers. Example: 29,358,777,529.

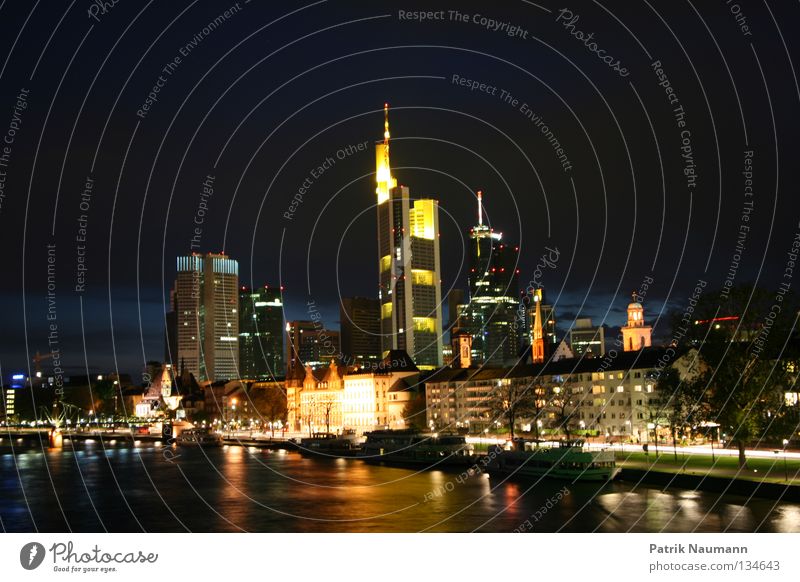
621,292,652,352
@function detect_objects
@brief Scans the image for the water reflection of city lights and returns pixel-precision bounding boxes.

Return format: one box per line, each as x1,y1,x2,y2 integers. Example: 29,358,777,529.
775,506,800,531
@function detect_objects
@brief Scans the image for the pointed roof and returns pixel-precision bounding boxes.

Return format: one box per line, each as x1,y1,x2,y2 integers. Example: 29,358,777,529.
380,350,419,372
551,340,574,362
321,361,342,383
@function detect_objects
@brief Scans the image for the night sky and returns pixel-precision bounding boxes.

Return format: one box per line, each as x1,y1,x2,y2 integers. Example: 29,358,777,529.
0,0,798,379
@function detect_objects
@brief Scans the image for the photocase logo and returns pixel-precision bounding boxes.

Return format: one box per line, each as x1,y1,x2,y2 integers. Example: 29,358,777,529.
19,542,46,570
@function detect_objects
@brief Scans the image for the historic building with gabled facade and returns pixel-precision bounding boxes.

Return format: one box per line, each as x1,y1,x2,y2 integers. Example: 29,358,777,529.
288,350,420,434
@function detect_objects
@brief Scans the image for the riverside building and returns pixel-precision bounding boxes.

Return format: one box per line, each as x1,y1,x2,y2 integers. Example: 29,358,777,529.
425,347,699,442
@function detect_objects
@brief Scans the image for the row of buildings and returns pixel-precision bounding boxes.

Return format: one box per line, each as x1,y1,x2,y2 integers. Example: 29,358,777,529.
164,106,650,386
160,248,636,385
151,104,662,435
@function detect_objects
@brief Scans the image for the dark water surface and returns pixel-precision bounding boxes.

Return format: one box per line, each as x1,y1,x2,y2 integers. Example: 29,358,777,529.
1,439,798,532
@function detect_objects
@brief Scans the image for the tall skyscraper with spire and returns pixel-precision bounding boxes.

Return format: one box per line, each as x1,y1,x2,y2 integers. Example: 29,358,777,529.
375,104,443,369
463,191,522,366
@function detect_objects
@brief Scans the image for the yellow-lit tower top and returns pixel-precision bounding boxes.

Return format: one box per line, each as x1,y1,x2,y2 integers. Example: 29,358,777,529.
375,102,397,204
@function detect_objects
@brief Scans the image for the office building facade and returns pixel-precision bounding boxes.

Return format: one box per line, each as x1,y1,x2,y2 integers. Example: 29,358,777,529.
569,318,605,358
239,285,284,380
462,191,521,366
286,320,340,377
340,297,381,365
375,104,443,369
170,252,239,382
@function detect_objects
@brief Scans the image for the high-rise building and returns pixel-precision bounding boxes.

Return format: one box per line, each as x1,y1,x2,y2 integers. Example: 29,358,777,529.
239,285,284,380
286,320,340,377
375,104,443,369
201,253,240,381
569,317,605,358
170,252,239,382
340,297,381,365
170,254,202,378
462,191,521,366
164,296,177,365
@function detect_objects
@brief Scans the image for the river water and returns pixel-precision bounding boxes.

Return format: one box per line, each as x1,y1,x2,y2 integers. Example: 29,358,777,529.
1,438,798,532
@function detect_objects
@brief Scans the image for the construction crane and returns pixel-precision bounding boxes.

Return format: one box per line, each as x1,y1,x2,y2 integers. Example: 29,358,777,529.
32,351,54,377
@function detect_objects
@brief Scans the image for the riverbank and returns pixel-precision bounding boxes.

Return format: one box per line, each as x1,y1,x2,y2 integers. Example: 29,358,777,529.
617,451,800,501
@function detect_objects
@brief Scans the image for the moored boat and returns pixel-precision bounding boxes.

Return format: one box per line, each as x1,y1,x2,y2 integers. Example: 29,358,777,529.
487,439,619,482
177,428,223,447
298,430,362,457
358,429,475,466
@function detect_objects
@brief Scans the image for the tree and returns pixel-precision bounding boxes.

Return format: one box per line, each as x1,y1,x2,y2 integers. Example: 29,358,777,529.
549,388,577,441
304,398,315,437
705,354,785,468
670,284,800,468
488,380,537,441
645,397,667,457
93,379,117,417
655,367,696,461
250,385,287,437
322,400,334,434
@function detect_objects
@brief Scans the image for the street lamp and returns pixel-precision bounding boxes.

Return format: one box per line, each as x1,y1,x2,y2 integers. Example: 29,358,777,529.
647,422,658,458
783,439,790,482
227,398,237,436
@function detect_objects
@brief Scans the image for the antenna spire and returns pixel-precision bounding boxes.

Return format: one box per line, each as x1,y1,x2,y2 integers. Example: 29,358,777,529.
477,190,483,226
383,102,390,146
375,103,396,204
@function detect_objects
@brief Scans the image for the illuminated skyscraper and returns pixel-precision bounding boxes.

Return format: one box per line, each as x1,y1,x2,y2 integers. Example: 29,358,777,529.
463,191,522,366
170,252,239,382
376,104,443,369
239,285,284,380
201,253,240,381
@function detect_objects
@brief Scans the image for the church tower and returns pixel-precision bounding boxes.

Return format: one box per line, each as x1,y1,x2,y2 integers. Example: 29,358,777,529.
451,330,472,368
621,292,652,352
531,288,545,364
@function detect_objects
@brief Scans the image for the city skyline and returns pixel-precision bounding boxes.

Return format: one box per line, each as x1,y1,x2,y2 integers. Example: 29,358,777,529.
1,0,800,546
3,2,796,378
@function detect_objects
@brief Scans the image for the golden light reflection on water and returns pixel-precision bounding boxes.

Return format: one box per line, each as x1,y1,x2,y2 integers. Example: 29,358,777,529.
774,505,800,532
3,439,800,532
